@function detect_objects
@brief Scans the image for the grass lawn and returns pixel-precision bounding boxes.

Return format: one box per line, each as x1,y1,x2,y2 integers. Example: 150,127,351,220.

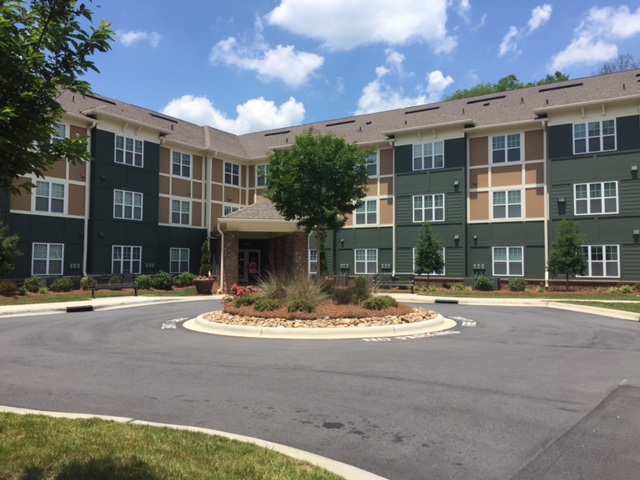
0,413,342,480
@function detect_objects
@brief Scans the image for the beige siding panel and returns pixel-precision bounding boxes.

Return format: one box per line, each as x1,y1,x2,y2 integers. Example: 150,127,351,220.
158,197,169,224
193,155,203,181
69,125,86,139
525,163,544,185
192,202,202,227
380,198,393,224
525,130,544,161
491,165,522,187
211,203,222,225
159,147,170,175
242,165,247,187
379,177,393,196
159,176,170,195
68,184,85,216
380,148,393,176
470,168,489,189
213,159,223,183
47,159,66,179
249,165,255,188
470,137,488,167
367,178,378,196
225,187,240,204
69,162,86,182
212,184,223,202
192,182,202,199
526,187,545,218
345,214,353,227
12,180,31,211
470,191,489,221
171,178,191,197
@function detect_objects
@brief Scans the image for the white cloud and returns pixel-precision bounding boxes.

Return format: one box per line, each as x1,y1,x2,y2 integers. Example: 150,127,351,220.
385,48,408,76
117,30,161,48
457,0,471,22
498,4,552,57
528,4,552,32
426,70,455,98
161,95,305,135
267,0,457,53
550,5,640,71
499,26,519,57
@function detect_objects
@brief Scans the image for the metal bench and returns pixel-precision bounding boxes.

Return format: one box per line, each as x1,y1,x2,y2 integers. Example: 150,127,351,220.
373,274,415,293
90,275,138,299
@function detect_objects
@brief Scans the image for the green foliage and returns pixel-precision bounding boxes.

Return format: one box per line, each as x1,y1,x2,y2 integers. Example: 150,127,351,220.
256,273,288,302
636,282,640,291
49,277,73,292
253,298,281,312
619,285,633,294
265,129,372,275
151,271,173,290
413,222,444,286
284,276,329,306
332,286,353,305
508,278,528,292
18,286,27,295
352,276,372,304
442,282,452,289
362,295,398,310
452,283,464,291
199,240,212,276
80,276,96,290
234,295,258,307
288,299,316,313
0,279,18,294
0,221,21,278
23,275,45,293
134,275,152,290
547,219,588,289
475,276,494,291
174,272,196,287
38,287,48,294
0,0,113,194
445,72,570,101
537,286,545,293
108,275,123,286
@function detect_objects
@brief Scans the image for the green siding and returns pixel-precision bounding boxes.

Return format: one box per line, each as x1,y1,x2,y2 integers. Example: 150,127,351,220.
616,115,640,152
396,245,464,277
548,124,573,159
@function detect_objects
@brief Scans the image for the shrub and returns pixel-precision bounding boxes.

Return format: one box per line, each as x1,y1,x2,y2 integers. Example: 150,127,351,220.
174,272,196,287
608,286,620,294
134,275,152,290
464,286,473,291
452,283,464,291
288,299,315,313
80,276,97,290
619,285,633,294
284,276,329,307
38,287,48,294
362,295,398,310
235,295,258,307
475,276,493,291
0,279,18,294
509,278,527,292
151,271,173,290
253,298,280,312
108,275,123,286
50,277,74,292
636,281,640,291
332,286,353,305
352,276,371,304
536,286,545,293
429,285,437,292
23,275,45,293
442,282,452,289
18,286,27,296
256,273,287,302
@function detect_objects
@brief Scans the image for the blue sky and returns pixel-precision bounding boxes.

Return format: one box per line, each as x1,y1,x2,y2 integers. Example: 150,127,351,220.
81,0,640,134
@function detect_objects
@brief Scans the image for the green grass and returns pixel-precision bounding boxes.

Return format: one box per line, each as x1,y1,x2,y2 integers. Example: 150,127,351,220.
0,413,342,480
560,301,640,314
413,288,640,301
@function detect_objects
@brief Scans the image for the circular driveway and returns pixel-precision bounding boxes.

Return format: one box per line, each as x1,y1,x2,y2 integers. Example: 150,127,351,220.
1,300,639,480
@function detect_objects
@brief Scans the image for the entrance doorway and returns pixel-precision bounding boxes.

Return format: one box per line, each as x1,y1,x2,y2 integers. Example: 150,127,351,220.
238,249,260,284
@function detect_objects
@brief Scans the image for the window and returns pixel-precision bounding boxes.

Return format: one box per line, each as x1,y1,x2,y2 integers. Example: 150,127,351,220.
413,247,445,275
365,153,378,176
355,199,377,225
112,245,141,274
225,162,240,186
413,141,444,170
309,249,318,274
223,205,239,216
413,194,445,223
492,134,521,163
171,199,190,225
493,190,522,219
52,123,66,144
493,247,523,276
35,180,64,213
114,190,143,220
172,151,191,178
170,248,189,273
581,245,619,277
574,181,618,215
115,135,143,167
32,243,63,275
256,164,269,187
574,120,616,154
355,249,377,274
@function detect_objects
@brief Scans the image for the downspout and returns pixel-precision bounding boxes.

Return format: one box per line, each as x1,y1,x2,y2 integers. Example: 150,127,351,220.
542,119,550,288
82,120,98,276
217,221,225,293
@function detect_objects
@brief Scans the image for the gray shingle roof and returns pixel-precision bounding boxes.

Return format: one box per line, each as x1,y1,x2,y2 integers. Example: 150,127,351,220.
224,199,285,220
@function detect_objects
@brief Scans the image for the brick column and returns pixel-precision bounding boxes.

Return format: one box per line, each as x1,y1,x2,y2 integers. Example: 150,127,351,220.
290,231,308,277
223,231,239,291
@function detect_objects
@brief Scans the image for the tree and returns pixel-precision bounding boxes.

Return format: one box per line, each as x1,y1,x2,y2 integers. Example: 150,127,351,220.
199,239,212,277
547,219,587,290
265,129,372,276
0,0,113,195
445,72,570,101
413,222,444,287
594,53,640,75
0,220,22,278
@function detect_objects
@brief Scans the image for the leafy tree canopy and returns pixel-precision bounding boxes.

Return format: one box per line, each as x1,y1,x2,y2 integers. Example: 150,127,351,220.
547,219,588,289
0,220,21,278
0,0,113,195
413,222,444,286
444,71,570,101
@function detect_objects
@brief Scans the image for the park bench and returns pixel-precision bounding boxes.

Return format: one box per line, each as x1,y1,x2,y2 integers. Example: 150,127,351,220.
373,274,415,293
91,274,139,299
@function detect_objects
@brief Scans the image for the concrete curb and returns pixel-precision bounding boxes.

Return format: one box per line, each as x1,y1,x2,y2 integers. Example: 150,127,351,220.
545,301,640,321
184,313,456,339
0,405,387,480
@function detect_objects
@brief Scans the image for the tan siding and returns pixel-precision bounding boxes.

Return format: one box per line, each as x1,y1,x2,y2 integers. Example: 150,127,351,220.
159,176,170,195
211,203,222,225
470,168,489,188
192,202,202,227
345,213,353,227
12,180,31,211
225,187,240,204
158,197,169,224
193,155,203,180
525,163,544,185
212,158,223,183
491,165,522,187
470,191,489,221
68,184,85,216
525,130,544,161
171,178,191,197
159,147,170,174
525,187,545,218
367,178,378,196
192,182,202,199
212,184,223,202
69,125,86,139
379,177,393,196
470,137,488,166
69,162,86,182
47,159,66,179
380,198,393,224
249,165,255,188
380,148,393,175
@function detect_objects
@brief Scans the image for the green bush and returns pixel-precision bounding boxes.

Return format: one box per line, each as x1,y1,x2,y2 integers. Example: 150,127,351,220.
256,273,288,302
362,295,398,310
235,295,258,307
475,276,494,291
151,270,173,290
508,278,527,292
442,281,452,289
17,286,27,296
38,287,49,294
0,279,18,294
608,286,620,294
332,286,353,305
452,283,464,291
352,276,371,304
108,275,123,286
23,275,45,293
80,276,97,290
288,299,315,313
284,276,328,306
174,272,196,287
536,286,545,293
253,298,281,312
49,277,74,292
134,275,152,290
635,281,640,291
619,285,633,294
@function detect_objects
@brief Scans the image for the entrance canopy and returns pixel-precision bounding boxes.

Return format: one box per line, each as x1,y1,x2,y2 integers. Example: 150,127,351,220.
217,199,299,234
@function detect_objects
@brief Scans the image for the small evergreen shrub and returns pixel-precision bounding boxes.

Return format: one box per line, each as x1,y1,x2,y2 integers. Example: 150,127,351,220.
151,270,173,290
134,275,152,290
288,299,315,313
635,281,640,291
475,276,493,291
50,277,74,292
235,295,258,307
608,286,620,294
18,286,27,296
508,278,527,292
23,276,45,293
362,295,398,310
452,283,464,291
352,276,371,304
108,275,123,286
442,282,452,289
619,285,633,294
38,287,49,294
253,298,280,312
174,272,196,287
80,276,97,290
536,286,545,293
429,285,437,292
0,279,18,294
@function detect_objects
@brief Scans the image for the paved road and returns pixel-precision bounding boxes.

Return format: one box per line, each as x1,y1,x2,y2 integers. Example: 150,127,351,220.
1,300,639,479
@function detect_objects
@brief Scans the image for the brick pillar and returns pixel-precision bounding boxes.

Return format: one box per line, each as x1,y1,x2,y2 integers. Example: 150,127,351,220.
223,231,239,291
290,231,308,278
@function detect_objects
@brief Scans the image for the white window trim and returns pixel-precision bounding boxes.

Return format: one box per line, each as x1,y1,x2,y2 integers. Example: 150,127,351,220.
171,198,191,225
52,123,67,143
413,141,444,171
169,247,190,274
223,204,240,216
412,247,445,275
115,135,144,168
32,242,64,276
354,248,378,274
491,133,522,164
492,189,522,220
574,181,618,216
492,246,524,277
172,150,191,178
256,164,269,188
579,245,620,278
365,152,379,177
573,119,616,155
224,162,240,186
112,245,142,274
33,179,66,215
413,194,445,223
355,199,378,225
113,189,143,221
309,249,318,274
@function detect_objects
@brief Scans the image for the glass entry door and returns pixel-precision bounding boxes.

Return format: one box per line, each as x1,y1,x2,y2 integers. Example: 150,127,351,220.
238,250,260,284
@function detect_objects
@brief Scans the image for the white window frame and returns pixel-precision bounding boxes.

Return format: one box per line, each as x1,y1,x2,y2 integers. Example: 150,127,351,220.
309,249,318,274
34,180,65,214
580,245,620,278
413,194,445,223
413,141,444,171
355,248,377,274
113,189,143,221
492,190,522,219
573,120,616,154
172,151,191,178
492,246,524,276
171,199,191,225
112,245,141,274
256,164,269,188
412,247,445,275
492,133,521,163
223,204,240,216
115,135,143,167
224,162,240,186
32,243,64,275
355,199,378,225
52,123,66,144
170,247,190,274
365,152,378,177
574,181,618,215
